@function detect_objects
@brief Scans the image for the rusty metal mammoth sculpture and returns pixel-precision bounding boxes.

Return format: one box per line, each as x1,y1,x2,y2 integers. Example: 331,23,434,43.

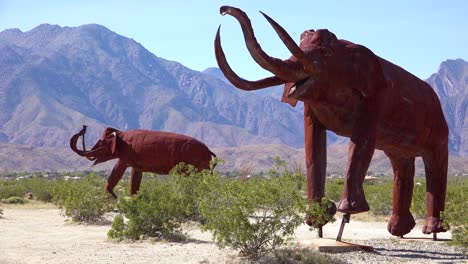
215,6,448,237
70,126,216,198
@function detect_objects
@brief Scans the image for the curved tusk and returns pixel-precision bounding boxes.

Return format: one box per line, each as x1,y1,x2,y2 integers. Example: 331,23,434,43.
215,26,287,90
259,11,317,74
219,6,302,81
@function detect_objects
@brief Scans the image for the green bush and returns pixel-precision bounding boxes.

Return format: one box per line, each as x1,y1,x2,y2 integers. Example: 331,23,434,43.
0,181,28,200
169,163,209,221
307,197,336,229
411,180,426,219
197,170,307,258
107,179,186,241
25,178,56,202
364,180,393,216
325,179,343,202
443,178,467,248
0,178,57,202
1,196,28,204
53,173,115,223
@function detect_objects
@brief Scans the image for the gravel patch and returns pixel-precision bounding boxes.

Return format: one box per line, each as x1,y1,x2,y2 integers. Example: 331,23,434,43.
328,239,467,264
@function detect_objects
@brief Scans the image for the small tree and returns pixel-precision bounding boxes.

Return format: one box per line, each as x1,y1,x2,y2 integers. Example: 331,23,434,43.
53,173,115,223
197,170,307,258
108,179,186,241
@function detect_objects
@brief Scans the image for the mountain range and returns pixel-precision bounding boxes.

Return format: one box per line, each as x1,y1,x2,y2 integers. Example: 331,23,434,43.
0,24,466,174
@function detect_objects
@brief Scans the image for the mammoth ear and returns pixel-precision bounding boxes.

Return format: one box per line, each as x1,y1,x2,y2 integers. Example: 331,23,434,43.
111,132,118,155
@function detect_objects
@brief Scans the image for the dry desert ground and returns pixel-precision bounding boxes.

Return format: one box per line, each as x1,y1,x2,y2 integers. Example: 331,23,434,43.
0,205,466,264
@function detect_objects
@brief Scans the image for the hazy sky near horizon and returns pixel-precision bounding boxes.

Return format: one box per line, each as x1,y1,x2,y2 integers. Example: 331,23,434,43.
0,0,466,80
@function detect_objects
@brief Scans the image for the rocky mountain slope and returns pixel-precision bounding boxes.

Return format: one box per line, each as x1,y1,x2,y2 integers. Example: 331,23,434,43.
0,24,305,149
426,59,467,156
0,24,466,173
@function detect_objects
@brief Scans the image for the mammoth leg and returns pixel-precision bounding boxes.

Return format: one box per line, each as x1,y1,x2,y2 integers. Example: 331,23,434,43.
338,100,377,214
130,169,143,196
422,143,448,234
387,153,416,236
105,160,127,198
304,104,335,227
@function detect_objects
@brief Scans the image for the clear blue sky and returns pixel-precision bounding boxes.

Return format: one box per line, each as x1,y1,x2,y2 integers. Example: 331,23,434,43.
1,0,466,80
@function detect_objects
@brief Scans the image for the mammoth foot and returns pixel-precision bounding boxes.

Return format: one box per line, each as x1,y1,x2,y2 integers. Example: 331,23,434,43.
337,198,369,214
422,216,448,234
387,214,416,236
104,187,118,199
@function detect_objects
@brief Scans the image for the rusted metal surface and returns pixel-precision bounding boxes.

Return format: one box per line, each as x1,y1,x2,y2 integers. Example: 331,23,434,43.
215,6,449,237
70,126,216,198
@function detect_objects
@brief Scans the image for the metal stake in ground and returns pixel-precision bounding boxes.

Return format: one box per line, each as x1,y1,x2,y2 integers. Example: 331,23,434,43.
336,213,350,242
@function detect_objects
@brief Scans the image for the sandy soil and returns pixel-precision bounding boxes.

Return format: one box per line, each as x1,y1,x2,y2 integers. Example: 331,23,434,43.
0,207,458,264
0,207,233,264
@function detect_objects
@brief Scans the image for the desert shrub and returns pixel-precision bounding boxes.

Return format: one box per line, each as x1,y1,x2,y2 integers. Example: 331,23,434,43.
410,177,467,248
0,178,57,202
53,173,115,223
168,163,214,221
198,170,307,258
443,178,467,248
325,179,343,202
1,196,28,204
411,179,426,219
24,178,56,202
107,179,185,241
0,181,28,200
307,197,336,229
364,181,393,216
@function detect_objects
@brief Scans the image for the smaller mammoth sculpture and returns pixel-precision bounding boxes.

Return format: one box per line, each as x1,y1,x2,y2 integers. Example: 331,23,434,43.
70,126,216,198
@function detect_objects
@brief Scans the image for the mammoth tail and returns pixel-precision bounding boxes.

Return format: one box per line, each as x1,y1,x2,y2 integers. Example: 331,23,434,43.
209,150,217,169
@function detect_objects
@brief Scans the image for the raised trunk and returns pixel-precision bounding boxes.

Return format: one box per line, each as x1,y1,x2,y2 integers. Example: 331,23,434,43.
69,126,98,160
219,6,302,82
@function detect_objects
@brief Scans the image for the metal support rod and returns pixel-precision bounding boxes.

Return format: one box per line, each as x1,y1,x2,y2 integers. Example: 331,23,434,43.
336,213,350,242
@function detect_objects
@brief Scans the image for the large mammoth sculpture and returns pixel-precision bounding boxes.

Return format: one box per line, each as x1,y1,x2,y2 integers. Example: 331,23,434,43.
70,126,216,198
215,6,448,237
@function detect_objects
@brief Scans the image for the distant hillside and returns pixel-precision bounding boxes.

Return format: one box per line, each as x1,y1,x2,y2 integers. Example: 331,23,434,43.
0,24,306,149
0,142,466,175
426,59,468,156
0,24,466,174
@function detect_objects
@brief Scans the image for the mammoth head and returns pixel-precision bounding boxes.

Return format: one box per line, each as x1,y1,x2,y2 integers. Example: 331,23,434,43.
215,6,338,106
70,126,120,165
